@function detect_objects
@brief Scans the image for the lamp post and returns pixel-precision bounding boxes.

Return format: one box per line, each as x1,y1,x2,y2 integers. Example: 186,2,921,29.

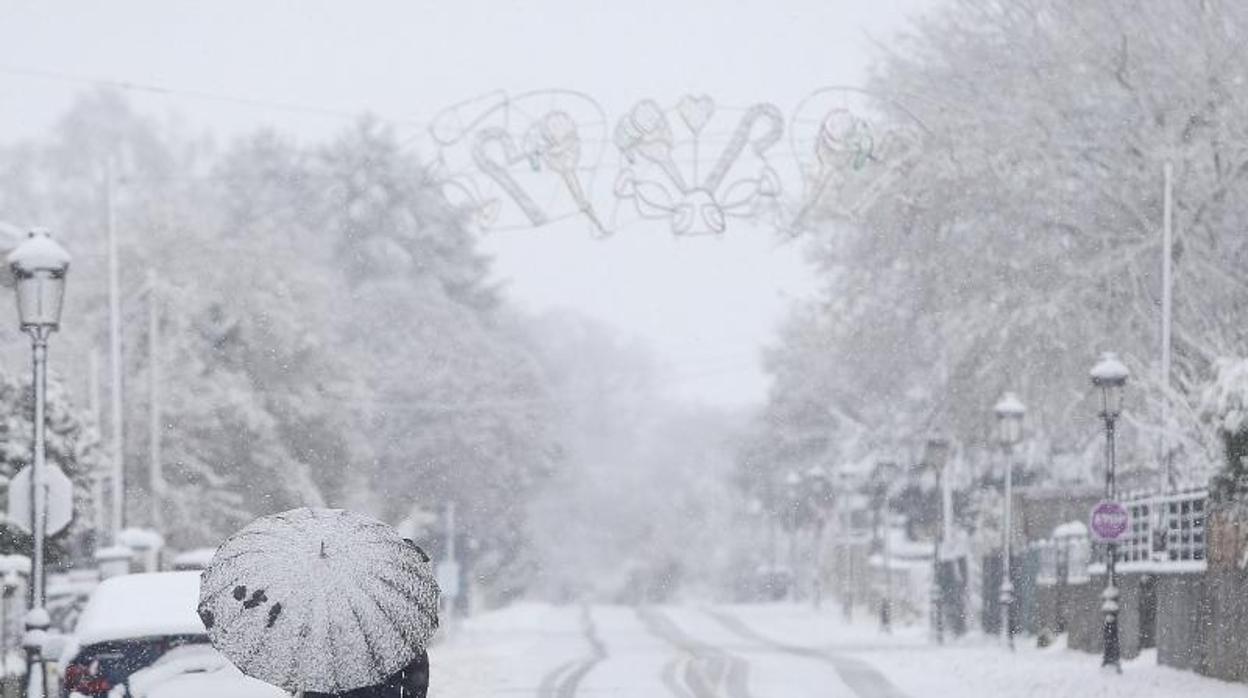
925,435,951,644
1090,352,1128,672
8,229,70,698
784,470,802,600
993,392,1025,650
871,461,898,633
833,469,856,619
805,465,833,609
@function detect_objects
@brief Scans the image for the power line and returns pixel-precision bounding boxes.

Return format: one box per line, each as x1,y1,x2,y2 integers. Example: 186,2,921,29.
0,64,375,122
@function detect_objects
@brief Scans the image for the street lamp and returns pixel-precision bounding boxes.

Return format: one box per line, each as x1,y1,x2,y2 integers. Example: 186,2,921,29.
804,465,833,608
1090,352,1128,672
924,435,951,644
8,228,70,698
994,392,1025,651
870,461,898,633
832,469,857,619
784,470,802,600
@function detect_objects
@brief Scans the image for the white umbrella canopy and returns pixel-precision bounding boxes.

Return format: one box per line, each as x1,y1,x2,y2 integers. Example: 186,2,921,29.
198,508,440,694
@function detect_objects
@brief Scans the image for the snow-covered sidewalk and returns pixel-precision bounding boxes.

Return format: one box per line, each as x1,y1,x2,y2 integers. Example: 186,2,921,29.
724,603,1246,698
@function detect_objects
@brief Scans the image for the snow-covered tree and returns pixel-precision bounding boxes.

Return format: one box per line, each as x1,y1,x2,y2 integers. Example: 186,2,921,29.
1200,358,1248,502
0,373,105,562
0,94,563,580
758,0,1248,497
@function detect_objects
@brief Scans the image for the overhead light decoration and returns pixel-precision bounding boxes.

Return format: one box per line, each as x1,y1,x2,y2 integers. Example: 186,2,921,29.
611,96,783,236
786,86,926,233
429,89,611,237
427,87,927,239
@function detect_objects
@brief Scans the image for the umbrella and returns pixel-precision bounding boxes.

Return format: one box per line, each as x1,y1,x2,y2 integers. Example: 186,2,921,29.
197,507,440,694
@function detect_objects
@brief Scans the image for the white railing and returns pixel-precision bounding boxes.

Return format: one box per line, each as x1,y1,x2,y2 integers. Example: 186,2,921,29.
1032,535,1091,587
1116,488,1207,570
1033,488,1206,583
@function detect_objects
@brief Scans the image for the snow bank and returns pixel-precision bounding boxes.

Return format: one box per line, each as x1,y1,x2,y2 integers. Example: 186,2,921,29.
725,603,1243,697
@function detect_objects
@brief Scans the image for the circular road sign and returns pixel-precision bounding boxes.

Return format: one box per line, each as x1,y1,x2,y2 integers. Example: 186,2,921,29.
1090,500,1130,542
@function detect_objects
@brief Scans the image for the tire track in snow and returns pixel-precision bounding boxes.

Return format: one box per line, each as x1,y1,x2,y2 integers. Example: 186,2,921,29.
536,605,606,698
637,606,752,698
705,609,910,698
660,657,696,698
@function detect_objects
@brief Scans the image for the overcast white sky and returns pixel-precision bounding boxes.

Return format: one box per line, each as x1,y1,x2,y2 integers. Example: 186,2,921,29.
0,0,931,407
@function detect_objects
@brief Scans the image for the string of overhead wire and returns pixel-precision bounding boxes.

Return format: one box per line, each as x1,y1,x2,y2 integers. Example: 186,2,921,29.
0,64,380,123
2,63,850,243
1,63,832,168
3,69,787,409
254,356,765,415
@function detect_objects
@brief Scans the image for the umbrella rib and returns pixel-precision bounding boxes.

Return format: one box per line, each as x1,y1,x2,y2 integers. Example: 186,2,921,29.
200,550,270,600
283,607,315,691
232,610,279,674
325,591,352,693
374,574,440,641
224,530,288,546
349,595,389,684
359,580,420,650
210,548,266,567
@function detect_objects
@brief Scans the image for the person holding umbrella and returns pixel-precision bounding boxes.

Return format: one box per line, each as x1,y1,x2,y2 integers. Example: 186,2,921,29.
198,508,440,697
301,651,430,698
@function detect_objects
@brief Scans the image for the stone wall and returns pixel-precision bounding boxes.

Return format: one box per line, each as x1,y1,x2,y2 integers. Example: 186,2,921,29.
1155,573,1207,674
1031,583,1056,635
1057,573,1142,661
1039,571,1247,684
1160,569,1248,682
990,496,1248,684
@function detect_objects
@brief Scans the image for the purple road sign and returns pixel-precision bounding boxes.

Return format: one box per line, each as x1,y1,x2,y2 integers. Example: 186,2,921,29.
1090,500,1130,542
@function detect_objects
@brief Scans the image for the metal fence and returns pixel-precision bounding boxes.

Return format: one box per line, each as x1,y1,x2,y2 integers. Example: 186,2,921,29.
1032,487,1207,584
1117,488,1206,567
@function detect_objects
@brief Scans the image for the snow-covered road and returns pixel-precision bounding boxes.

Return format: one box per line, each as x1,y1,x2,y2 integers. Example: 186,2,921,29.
429,603,1244,697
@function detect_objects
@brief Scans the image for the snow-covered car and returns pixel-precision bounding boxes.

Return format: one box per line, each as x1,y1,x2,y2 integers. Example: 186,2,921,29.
47,570,100,635
126,644,285,698
59,572,209,698
169,548,218,572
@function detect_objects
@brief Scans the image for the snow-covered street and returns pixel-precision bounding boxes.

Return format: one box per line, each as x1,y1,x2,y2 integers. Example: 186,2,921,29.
11,2,1248,697
432,603,1245,697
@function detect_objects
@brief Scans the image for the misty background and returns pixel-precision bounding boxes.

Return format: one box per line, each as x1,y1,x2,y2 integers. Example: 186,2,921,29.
3,0,1245,616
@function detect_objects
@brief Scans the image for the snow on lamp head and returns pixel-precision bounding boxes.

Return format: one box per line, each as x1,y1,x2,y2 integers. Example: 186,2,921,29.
993,392,1026,446
923,434,951,475
1090,352,1129,420
804,465,834,504
8,228,70,333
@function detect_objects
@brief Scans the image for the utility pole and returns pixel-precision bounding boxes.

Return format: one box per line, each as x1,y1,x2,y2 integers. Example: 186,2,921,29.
841,497,854,620
147,269,163,534
88,348,106,536
441,501,459,631
1161,161,1174,491
881,511,892,632
106,161,125,538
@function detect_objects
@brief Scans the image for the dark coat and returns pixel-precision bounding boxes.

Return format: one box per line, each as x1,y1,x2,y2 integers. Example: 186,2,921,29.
303,651,429,698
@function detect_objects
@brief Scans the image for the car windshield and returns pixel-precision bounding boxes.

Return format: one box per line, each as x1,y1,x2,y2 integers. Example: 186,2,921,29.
3,2,1248,697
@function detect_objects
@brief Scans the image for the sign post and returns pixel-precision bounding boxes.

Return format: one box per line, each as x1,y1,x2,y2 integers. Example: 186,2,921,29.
1090,501,1129,543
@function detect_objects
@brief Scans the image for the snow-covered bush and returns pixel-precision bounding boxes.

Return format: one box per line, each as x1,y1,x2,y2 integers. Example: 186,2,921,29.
1200,358,1248,502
